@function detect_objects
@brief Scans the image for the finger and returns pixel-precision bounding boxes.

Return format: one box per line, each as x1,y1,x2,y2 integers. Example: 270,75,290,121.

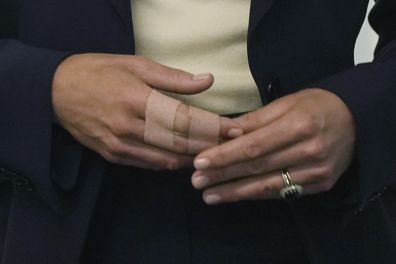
191,139,323,189
142,90,243,154
300,182,334,195
194,115,308,170
129,57,214,95
219,116,244,140
201,170,283,205
125,140,195,170
173,105,243,153
114,118,146,141
105,136,195,170
173,103,190,153
107,156,164,171
233,97,290,133
201,166,320,205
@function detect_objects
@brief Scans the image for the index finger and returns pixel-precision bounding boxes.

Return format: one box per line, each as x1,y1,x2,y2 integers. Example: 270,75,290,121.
233,97,290,133
175,113,244,154
194,116,305,170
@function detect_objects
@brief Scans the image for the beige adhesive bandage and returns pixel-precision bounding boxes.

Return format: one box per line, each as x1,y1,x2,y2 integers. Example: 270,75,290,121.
144,90,221,154
187,107,220,154
144,90,181,150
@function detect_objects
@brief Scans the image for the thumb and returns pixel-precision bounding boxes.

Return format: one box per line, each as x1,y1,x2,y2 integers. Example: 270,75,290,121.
130,57,214,95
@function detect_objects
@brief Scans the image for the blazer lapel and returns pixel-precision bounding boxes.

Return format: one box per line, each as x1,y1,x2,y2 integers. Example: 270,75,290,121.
107,0,132,29
248,0,277,39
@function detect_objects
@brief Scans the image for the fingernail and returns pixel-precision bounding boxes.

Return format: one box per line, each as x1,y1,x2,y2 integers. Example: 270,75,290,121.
228,128,243,138
193,73,212,81
204,194,221,205
194,158,210,170
192,176,209,189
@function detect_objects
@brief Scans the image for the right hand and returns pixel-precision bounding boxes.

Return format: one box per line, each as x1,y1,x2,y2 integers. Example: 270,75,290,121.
52,53,240,170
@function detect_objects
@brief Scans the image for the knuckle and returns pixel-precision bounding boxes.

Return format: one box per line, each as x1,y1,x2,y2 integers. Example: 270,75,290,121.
172,141,188,154
238,112,258,129
315,164,333,182
119,92,135,108
245,159,264,175
166,158,182,171
103,137,124,156
292,114,317,138
101,151,119,164
241,112,255,122
242,139,263,159
127,56,147,72
172,69,185,81
307,139,327,160
214,147,227,167
100,150,111,161
110,119,132,136
210,169,226,183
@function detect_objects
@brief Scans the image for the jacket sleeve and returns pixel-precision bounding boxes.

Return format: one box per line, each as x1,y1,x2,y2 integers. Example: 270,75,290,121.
310,0,396,214
0,39,80,213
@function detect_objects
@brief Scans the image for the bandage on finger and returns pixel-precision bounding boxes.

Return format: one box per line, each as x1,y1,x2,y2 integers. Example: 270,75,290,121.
187,106,220,154
144,90,181,150
144,90,221,154
173,104,190,153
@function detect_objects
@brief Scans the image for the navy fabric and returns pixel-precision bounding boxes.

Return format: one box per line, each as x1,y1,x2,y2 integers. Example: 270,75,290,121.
0,0,396,263
0,0,17,39
82,165,308,264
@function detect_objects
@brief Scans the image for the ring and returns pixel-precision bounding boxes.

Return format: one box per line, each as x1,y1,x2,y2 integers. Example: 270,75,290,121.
279,168,303,201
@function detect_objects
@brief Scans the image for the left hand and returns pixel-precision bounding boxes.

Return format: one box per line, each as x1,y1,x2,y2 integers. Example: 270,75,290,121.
191,88,356,205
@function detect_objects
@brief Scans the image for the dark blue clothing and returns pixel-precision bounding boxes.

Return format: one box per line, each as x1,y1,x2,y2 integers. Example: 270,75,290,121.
1,0,396,263
82,165,308,263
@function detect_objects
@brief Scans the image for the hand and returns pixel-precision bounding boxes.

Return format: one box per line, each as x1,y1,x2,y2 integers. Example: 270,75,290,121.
191,88,356,204
52,53,240,170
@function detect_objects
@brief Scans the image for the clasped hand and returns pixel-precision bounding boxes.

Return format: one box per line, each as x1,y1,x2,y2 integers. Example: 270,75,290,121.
52,53,240,171
53,54,356,203
192,89,356,204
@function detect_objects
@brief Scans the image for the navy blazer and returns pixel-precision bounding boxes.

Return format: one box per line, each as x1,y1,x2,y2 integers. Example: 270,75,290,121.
1,0,396,263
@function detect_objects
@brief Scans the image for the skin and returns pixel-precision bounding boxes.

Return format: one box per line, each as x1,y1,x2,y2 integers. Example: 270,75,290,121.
52,53,242,171
52,53,356,203
192,88,356,204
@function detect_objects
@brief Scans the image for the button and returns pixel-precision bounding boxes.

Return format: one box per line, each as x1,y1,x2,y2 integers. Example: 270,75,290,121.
267,77,281,102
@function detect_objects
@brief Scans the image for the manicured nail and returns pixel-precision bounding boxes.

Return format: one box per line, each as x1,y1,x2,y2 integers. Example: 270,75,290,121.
192,176,209,189
204,194,221,205
194,158,210,170
228,128,243,138
193,73,212,81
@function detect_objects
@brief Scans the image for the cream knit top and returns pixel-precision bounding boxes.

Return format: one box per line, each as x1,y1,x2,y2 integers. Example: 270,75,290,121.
131,0,262,115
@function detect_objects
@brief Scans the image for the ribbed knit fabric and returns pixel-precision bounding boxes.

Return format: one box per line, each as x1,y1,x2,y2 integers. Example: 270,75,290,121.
131,0,263,114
